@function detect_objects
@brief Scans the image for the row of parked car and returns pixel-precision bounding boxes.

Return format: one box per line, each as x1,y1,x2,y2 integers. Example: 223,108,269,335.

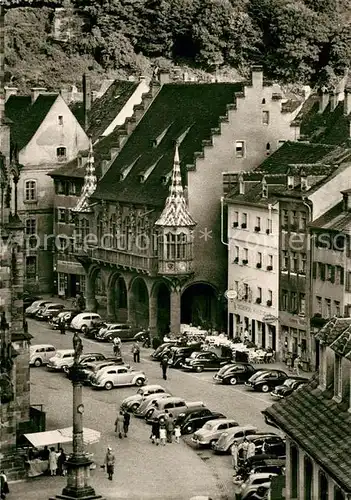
29,345,148,390
119,383,286,499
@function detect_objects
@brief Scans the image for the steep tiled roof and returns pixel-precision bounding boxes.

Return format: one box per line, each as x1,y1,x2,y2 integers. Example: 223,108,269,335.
74,140,97,213
315,317,351,345
87,80,138,142
92,83,243,207
264,377,351,492
6,94,58,150
310,200,351,232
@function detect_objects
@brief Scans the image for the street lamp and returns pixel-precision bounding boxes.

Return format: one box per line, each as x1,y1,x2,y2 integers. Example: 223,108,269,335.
50,332,104,500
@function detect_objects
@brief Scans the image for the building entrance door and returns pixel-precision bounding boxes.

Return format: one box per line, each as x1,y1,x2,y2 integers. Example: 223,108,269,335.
228,313,234,338
68,274,77,297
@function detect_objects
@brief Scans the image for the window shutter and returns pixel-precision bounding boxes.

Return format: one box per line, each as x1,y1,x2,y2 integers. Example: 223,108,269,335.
330,266,335,284
312,262,317,279
340,267,344,285
320,264,325,281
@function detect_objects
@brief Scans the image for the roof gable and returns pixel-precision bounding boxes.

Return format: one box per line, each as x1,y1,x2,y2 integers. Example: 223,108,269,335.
6,94,58,150
93,82,242,206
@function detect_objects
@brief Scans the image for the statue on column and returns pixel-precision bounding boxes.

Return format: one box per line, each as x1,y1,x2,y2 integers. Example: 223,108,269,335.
73,332,83,364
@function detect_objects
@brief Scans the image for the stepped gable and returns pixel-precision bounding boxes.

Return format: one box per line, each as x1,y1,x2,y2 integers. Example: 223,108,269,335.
263,375,351,493
92,82,243,207
74,139,97,212
87,80,138,142
5,94,58,150
297,96,351,146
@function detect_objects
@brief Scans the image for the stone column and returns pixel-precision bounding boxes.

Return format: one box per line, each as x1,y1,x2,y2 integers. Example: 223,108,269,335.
149,293,158,339
312,461,320,499
298,449,306,500
85,272,97,312
327,478,334,499
106,284,115,321
285,438,292,500
127,288,136,326
170,288,181,336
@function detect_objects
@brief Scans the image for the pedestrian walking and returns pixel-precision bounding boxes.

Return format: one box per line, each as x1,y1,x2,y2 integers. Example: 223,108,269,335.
165,413,174,443
174,424,181,444
286,352,292,372
293,356,301,376
160,355,169,380
60,317,66,335
123,411,130,437
131,342,140,363
49,447,57,476
0,470,9,499
150,420,160,445
159,422,167,445
247,441,256,459
231,442,239,471
57,448,66,476
115,411,124,439
238,438,249,463
113,337,121,357
104,447,115,480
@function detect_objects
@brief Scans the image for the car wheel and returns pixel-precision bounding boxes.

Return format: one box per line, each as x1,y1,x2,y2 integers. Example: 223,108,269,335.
195,366,203,373
130,403,139,412
145,409,154,419
135,377,144,387
261,384,270,393
209,439,217,448
62,365,69,374
81,325,88,334
228,376,237,385
104,381,113,390
34,358,42,367
185,424,193,434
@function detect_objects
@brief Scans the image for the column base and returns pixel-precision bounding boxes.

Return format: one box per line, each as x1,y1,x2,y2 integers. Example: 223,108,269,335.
49,493,104,500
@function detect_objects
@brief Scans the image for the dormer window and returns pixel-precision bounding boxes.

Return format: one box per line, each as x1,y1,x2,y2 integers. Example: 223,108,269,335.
239,173,245,195
266,142,271,155
301,171,308,191
57,147,67,161
334,353,342,400
262,177,268,198
287,175,294,189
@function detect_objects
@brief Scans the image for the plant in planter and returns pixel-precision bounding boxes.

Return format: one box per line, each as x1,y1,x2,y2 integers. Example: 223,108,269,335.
266,300,272,307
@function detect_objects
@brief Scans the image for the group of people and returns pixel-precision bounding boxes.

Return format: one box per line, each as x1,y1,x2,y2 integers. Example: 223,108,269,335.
29,445,67,476
114,410,131,439
150,412,181,446
285,353,302,376
231,438,256,472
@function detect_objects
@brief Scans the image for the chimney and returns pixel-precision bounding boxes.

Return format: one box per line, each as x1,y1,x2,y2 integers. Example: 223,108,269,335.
251,65,263,88
4,86,18,102
318,88,329,113
159,70,170,86
0,6,4,125
344,89,351,116
31,87,47,104
101,159,109,177
83,73,92,131
238,173,245,195
330,92,338,112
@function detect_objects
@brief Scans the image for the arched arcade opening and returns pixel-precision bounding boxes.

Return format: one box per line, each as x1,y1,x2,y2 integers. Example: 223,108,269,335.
181,282,218,330
129,277,149,329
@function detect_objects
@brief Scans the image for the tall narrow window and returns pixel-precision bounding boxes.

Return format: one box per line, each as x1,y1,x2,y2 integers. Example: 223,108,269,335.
57,147,67,161
257,287,262,302
325,298,331,317
25,218,36,235
58,115,63,125
299,293,306,314
26,256,37,278
282,290,288,310
25,180,37,202
262,111,269,124
267,218,272,233
291,292,297,312
242,213,247,228
235,140,245,158
316,296,322,314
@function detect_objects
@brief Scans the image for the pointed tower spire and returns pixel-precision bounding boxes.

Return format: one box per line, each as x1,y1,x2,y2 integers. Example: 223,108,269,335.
74,137,97,212
155,142,196,227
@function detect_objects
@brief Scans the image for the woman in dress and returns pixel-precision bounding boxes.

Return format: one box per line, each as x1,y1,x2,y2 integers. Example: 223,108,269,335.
48,447,57,476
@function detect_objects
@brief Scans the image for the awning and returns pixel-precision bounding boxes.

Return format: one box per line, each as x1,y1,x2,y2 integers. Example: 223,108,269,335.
59,427,101,445
24,430,72,448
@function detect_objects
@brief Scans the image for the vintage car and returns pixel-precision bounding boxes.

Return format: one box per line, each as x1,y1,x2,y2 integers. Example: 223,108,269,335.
134,393,173,418
181,351,232,372
29,344,56,367
191,419,239,446
145,397,206,424
245,370,288,393
167,344,203,368
70,313,102,333
25,300,52,317
270,377,308,399
212,425,257,453
120,385,168,413
46,349,75,371
35,303,65,321
213,363,256,385
176,409,227,435
90,366,147,390
80,359,127,384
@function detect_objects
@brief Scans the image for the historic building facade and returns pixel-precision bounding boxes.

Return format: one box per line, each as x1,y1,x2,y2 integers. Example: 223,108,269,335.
70,67,304,336
264,317,351,500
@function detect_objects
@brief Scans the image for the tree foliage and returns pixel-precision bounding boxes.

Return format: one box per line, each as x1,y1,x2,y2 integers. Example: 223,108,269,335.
4,0,351,88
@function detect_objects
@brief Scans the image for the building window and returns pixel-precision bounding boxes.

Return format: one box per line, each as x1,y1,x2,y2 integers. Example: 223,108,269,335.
56,180,66,195
234,281,239,294
319,263,326,281
300,253,307,274
257,287,262,302
282,290,288,310
282,250,289,271
262,110,269,124
58,273,66,295
291,210,298,229
234,246,239,262
268,254,273,269
266,142,271,154
68,181,77,195
257,252,262,265
58,115,63,125
233,211,239,226
334,301,341,316
25,218,36,235
316,296,322,315
235,140,245,158
325,298,331,318
291,292,297,312
57,147,67,161
67,209,74,224
166,233,176,259
299,211,307,230
242,213,247,228
291,252,298,273
282,210,288,229
243,248,248,262
335,266,344,285
267,218,272,233
25,180,37,202
268,289,273,304
26,256,36,278
299,293,306,315
57,208,67,223
256,216,261,230
334,354,342,399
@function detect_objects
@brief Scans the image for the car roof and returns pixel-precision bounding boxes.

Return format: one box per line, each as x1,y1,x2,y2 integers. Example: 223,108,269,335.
246,433,279,441
30,344,55,349
45,303,64,307
158,397,185,404
56,349,75,354
248,473,278,480
142,385,164,391
225,425,257,434
205,418,230,425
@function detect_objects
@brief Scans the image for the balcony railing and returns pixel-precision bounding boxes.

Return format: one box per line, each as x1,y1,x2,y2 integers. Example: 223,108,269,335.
87,246,158,275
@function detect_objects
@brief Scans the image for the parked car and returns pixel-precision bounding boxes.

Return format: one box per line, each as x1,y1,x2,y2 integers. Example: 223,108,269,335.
95,323,131,340
80,359,126,384
29,344,56,367
212,425,257,453
270,377,308,400
241,434,285,458
70,312,102,333
181,351,232,372
36,303,65,321
104,327,146,343
50,310,77,329
23,294,42,310
176,409,227,435
65,352,107,375
240,473,278,499
249,458,285,476
150,342,178,361
134,393,173,418
90,366,147,390
246,370,288,393
191,419,239,446
167,344,203,368
213,363,256,385
46,349,75,371
145,397,206,424
120,385,168,413
132,331,150,346
25,300,52,317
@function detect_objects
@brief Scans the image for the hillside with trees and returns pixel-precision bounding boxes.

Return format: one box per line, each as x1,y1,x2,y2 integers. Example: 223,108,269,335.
4,0,351,91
